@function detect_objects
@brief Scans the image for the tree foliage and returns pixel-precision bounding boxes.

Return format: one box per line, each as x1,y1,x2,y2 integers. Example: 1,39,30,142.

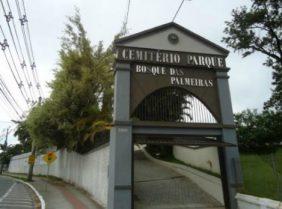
0,144,25,165
22,10,114,153
235,109,282,153
13,121,32,152
222,0,282,110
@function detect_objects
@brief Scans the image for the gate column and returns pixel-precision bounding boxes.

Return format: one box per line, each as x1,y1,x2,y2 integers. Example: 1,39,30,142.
216,71,243,209
108,63,132,209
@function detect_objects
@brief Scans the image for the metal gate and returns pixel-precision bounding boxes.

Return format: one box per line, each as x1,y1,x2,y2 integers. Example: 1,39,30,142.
132,87,230,209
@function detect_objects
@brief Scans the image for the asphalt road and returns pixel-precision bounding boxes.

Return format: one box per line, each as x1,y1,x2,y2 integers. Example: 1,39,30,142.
0,175,36,209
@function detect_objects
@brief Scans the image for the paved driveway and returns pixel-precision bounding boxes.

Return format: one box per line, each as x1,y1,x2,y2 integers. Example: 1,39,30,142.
0,176,36,209
134,151,225,209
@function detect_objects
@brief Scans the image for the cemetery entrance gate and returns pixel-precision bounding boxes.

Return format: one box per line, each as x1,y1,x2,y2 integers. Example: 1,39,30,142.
108,22,243,209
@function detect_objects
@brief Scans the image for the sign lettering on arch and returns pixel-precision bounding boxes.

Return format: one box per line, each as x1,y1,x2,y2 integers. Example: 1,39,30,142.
113,24,231,124
134,64,214,88
115,47,226,122
128,62,221,121
116,46,227,69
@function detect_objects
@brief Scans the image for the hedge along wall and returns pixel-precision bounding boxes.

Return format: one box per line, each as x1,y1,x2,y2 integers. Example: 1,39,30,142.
8,144,109,207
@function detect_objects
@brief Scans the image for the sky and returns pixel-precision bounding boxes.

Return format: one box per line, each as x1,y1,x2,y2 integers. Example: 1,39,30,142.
0,0,273,145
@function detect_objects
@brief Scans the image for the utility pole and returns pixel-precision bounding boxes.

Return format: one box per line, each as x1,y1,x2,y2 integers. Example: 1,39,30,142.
27,97,41,181
27,140,36,181
172,0,191,22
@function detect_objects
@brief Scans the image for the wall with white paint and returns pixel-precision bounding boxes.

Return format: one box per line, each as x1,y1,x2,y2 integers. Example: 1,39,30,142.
236,193,282,209
173,145,221,174
8,144,109,208
9,145,282,209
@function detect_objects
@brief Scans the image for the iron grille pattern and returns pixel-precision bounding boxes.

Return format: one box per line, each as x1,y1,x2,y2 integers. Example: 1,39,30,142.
132,87,217,124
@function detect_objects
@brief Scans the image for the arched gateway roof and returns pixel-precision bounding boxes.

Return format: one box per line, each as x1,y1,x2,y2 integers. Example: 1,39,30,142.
115,22,229,56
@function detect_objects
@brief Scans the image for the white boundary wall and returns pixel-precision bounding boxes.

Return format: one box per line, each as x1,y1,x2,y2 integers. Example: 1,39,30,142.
9,145,282,209
8,145,109,208
236,193,282,209
173,145,221,174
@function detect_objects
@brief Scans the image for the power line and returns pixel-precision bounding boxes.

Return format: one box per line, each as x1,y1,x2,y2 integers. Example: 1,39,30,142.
125,0,131,30
121,0,131,35
0,76,23,113
0,25,30,107
0,85,22,118
0,23,29,98
1,0,35,103
0,98,16,119
15,0,43,100
0,0,43,117
21,0,35,62
5,0,24,59
172,0,191,22
0,1,32,104
0,42,29,105
6,42,30,103
0,83,22,117
15,0,36,93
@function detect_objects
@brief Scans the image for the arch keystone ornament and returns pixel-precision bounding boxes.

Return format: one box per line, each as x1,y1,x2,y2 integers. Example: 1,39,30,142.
108,22,243,209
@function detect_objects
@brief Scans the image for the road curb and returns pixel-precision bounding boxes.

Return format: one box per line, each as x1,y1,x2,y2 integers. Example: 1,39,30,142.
8,177,46,209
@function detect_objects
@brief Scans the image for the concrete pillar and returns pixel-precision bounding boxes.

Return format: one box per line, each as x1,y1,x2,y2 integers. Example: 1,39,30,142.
108,63,132,209
216,71,243,209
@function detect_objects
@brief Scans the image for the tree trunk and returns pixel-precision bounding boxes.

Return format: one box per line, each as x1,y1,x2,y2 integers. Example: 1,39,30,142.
27,142,36,181
0,163,3,175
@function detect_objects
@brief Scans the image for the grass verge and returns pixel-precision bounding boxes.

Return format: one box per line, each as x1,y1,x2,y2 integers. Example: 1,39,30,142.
240,150,282,201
